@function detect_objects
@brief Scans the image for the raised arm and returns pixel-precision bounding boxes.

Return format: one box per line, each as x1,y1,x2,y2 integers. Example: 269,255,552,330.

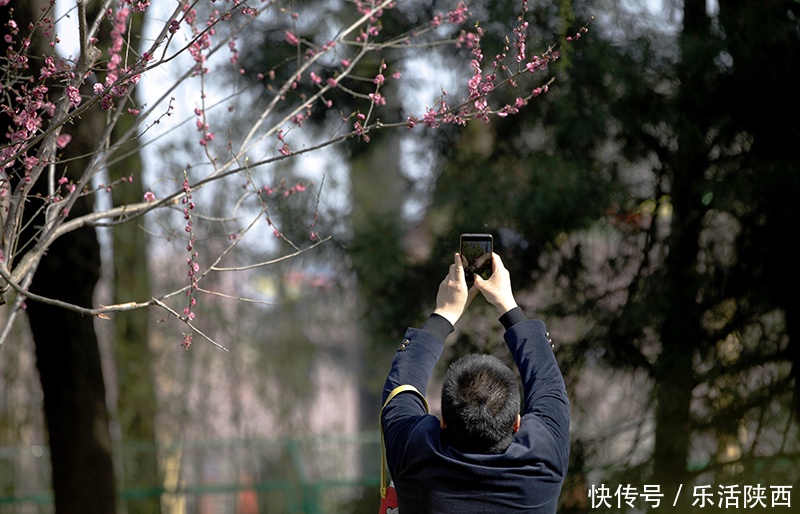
504,320,569,453
475,253,569,465
381,254,475,473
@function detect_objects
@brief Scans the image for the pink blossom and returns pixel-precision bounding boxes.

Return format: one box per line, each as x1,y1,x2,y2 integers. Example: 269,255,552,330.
369,93,386,106
456,31,478,50
66,86,81,107
116,7,130,24
468,73,481,92
133,1,150,13
497,104,519,117
448,3,470,25
56,134,72,148
284,30,299,46
422,110,439,128
23,156,39,170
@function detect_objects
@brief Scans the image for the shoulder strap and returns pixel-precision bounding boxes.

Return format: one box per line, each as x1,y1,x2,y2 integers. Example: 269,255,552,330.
380,385,429,498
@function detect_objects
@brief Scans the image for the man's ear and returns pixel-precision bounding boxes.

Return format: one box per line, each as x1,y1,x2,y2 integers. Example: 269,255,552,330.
440,415,446,430
513,414,521,433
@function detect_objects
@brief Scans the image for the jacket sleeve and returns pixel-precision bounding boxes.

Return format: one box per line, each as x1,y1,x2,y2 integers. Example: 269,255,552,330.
505,319,570,469
381,326,446,477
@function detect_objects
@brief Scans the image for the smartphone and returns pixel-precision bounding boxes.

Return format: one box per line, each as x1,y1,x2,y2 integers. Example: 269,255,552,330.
460,233,493,284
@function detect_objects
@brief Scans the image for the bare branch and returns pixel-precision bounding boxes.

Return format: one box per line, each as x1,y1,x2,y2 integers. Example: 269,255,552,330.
196,287,277,306
212,236,332,272
151,298,229,352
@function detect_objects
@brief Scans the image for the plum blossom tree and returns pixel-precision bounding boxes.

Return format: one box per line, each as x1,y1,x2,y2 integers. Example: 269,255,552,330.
1,0,587,349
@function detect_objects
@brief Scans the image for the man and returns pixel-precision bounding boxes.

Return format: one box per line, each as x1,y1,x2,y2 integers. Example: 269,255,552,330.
381,253,570,513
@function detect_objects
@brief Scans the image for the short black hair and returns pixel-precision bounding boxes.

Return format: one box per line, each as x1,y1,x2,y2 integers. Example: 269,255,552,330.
441,354,520,454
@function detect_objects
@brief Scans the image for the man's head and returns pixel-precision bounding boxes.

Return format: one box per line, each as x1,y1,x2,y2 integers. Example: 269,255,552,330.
440,354,521,454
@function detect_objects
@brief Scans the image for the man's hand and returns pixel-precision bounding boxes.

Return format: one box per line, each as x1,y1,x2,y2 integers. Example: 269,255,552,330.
433,253,476,326
474,253,518,316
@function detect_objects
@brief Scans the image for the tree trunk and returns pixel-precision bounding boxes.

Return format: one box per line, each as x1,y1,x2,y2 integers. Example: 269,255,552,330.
4,1,116,512
27,223,116,514
110,117,162,512
651,0,710,493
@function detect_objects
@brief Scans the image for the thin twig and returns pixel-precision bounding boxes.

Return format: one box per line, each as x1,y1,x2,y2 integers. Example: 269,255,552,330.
212,236,331,271
196,287,277,305
151,298,229,352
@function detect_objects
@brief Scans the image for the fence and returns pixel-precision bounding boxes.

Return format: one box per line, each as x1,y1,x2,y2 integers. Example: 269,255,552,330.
0,432,383,514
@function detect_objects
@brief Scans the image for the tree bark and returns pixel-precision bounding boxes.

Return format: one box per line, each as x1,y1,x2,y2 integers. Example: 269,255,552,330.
27,223,116,514
111,117,162,513
3,1,116,512
651,0,709,493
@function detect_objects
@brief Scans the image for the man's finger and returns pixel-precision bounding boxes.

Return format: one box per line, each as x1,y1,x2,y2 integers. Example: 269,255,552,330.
448,263,457,282
454,253,465,282
492,253,505,274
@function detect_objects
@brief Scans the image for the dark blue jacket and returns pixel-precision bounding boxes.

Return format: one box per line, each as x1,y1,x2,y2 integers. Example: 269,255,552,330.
381,309,570,513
